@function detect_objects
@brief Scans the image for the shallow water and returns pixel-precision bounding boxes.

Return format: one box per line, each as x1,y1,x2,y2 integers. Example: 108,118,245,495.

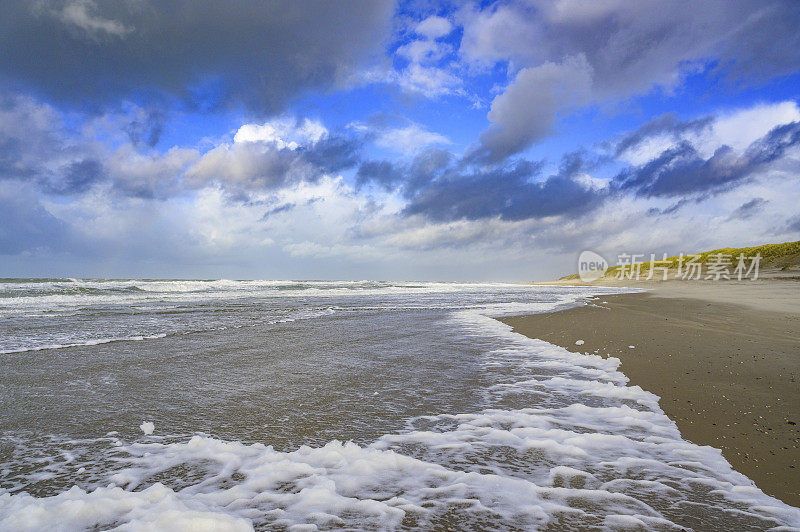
0,279,798,530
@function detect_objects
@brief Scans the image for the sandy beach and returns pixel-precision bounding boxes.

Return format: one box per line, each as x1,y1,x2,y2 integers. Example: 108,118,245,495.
500,279,800,507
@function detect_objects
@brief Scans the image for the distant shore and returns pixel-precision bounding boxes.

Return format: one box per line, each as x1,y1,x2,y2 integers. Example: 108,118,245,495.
501,279,800,507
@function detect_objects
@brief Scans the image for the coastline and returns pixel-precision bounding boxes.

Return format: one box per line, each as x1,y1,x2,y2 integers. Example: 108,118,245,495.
500,285,800,507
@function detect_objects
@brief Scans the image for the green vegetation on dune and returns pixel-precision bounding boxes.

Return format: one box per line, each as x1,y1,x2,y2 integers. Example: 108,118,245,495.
560,240,800,280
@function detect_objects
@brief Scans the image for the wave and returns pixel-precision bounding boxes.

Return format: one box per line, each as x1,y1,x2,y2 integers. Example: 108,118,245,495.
0,334,168,355
0,278,528,296
0,307,338,355
1,299,798,530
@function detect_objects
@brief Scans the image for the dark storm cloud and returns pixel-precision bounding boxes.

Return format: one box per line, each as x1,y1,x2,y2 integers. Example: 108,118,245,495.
613,121,800,198
0,0,394,114
403,155,605,222
355,148,607,222
464,0,800,162
357,148,453,193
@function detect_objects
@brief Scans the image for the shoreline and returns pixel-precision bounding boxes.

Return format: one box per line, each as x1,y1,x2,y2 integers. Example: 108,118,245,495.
499,287,800,507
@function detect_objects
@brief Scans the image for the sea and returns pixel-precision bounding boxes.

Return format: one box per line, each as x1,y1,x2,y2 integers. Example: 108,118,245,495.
0,279,798,530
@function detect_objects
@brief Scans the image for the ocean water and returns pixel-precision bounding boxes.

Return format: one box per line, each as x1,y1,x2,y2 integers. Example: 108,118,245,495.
0,279,798,531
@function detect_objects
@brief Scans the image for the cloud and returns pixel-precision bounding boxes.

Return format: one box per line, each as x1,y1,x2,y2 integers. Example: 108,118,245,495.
613,121,800,198
0,96,205,198
187,128,361,194
371,124,451,155
2,85,799,280
357,148,453,193
0,95,117,195
124,109,166,148
381,11,469,99
0,1,394,114
461,1,800,91
415,15,453,39
785,215,800,233
728,197,768,220
234,118,328,148
105,145,199,199
460,0,800,160
403,155,606,222
397,39,450,64
697,101,800,157
613,101,800,168
397,63,464,98
469,55,593,162
0,96,364,198
41,159,104,195
613,113,713,158
356,160,405,190
54,0,132,39
0,96,72,181
0,183,70,254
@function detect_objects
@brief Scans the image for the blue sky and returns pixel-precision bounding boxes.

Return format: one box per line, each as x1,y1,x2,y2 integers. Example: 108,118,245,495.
1,0,799,280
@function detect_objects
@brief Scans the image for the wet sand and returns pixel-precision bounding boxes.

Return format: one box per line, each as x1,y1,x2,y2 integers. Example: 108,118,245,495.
500,289,800,507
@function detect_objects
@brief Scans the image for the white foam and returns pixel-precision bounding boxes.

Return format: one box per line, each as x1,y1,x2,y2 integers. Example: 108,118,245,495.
140,422,155,436
0,483,252,532
0,436,691,530
3,423,797,531
0,334,168,355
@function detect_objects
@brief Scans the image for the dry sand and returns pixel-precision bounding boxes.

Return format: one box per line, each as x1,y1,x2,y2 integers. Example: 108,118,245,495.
500,281,800,507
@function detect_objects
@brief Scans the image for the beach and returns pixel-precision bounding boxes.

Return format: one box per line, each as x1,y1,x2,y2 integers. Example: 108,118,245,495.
501,279,800,507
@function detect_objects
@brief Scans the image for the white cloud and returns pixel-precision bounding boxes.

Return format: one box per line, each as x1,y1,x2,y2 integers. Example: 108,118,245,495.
55,0,132,38
457,3,540,69
415,15,453,39
378,13,465,99
699,101,800,157
106,144,199,197
373,124,451,155
396,39,450,64
398,63,463,98
618,101,800,166
234,117,328,148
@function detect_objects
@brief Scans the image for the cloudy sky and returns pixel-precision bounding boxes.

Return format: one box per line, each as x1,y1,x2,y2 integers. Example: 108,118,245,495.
1,0,799,280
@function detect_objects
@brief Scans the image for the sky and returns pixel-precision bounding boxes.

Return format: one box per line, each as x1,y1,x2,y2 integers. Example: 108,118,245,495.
1,0,799,281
